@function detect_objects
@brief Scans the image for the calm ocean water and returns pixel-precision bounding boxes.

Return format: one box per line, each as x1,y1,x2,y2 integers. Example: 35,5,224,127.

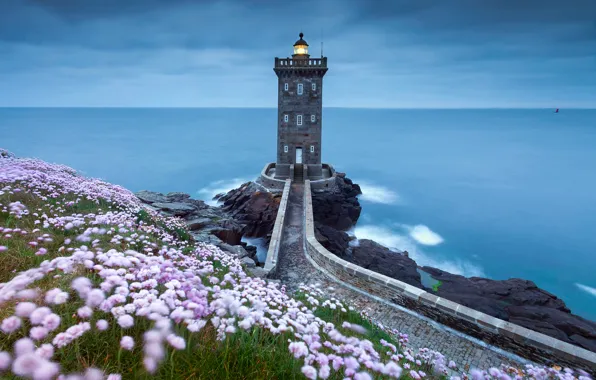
1,107,595,320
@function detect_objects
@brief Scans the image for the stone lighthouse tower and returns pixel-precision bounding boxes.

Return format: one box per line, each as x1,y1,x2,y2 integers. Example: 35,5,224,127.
273,32,328,180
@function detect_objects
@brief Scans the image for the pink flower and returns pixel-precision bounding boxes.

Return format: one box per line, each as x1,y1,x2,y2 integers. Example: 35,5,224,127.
96,319,109,331
41,313,61,331
11,352,41,377
30,307,52,325
166,334,186,350
1,316,22,333
86,289,106,308
14,338,35,356
449,361,457,369
354,372,372,380
143,357,157,374
489,368,501,377
120,336,134,351
107,375,122,380
0,351,11,370
0,246,7,252
15,302,37,318
35,344,54,360
117,314,134,328
384,362,402,378
33,361,60,380
77,306,93,319
410,370,421,380
29,326,49,340
301,365,318,380
288,341,309,358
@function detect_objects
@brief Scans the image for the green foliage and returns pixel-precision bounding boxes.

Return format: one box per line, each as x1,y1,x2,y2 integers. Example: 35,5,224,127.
432,281,442,292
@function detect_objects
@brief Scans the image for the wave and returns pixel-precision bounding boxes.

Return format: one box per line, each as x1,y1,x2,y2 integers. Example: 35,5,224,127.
353,224,484,278
576,283,596,298
408,224,444,246
197,177,248,206
357,181,401,205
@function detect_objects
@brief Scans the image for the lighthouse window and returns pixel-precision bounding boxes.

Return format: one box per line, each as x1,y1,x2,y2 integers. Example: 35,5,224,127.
284,83,288,91
297,115,303,126
284,145,288,153
311,114,315,122
297,83,303,95
310,145,315,153
284,114,288,122
312,83,316,91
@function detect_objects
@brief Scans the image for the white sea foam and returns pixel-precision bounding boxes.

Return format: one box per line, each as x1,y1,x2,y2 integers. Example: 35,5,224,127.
576,283,596,298
357,181,400,205
408,225,444,246
353,224,484,277
197,177,249,206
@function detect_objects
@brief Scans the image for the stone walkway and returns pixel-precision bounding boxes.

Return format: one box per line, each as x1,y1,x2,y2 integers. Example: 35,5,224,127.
273,183,529,372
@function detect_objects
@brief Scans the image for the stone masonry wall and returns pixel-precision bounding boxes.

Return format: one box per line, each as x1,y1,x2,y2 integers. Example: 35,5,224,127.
263,179,292,276
275,66,325,167
303,180,596,375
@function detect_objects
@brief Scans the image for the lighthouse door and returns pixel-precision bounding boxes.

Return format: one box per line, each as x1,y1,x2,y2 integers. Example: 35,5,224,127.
295,148,303,164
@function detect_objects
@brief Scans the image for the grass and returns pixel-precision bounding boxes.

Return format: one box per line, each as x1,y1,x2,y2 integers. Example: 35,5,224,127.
431,281,442,292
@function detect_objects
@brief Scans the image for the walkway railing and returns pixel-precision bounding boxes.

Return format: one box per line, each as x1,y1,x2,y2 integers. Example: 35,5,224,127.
302,180,596,374
263,179,291,276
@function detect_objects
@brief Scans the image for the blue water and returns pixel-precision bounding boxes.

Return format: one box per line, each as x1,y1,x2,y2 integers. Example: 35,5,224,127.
1,107,595,320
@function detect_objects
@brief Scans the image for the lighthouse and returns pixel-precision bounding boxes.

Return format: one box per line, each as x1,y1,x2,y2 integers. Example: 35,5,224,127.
273,32,328,180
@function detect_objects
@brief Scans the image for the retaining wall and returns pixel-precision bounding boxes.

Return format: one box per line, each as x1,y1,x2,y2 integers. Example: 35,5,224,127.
258,163,286,190
262,179,292,276
303,180,596,374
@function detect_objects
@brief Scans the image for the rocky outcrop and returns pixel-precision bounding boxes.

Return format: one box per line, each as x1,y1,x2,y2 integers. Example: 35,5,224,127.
311,173,362,230
420,267,596,352
216,181,281,242
135,190,257,264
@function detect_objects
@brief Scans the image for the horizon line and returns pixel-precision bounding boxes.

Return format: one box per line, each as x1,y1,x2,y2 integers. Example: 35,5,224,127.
1,106,593,110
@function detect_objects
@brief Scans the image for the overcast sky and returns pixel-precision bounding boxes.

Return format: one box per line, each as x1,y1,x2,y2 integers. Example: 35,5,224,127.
1,0,595,108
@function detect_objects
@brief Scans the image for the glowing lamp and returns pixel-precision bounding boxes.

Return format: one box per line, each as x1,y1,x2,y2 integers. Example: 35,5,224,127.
293,32,309,57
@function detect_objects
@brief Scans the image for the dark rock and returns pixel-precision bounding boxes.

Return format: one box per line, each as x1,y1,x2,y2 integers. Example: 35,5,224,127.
342,239,422,288
312,174,362,230
241,256,257,268
166,192,191,202
218,182,281,240
136,190,168,204
186,218,212,231
151,202,197,216
421,266,596,352
315,223,352,255
217,243,250,259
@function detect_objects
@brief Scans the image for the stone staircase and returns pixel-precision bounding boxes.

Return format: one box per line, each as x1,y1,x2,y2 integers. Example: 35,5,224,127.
293,163,304,183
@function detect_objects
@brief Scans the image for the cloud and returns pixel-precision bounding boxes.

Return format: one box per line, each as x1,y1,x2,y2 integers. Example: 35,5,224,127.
357,182,401,205
0,0,595,107
353,224,484,277
408,225,444,246
197,177,248,206
576,283,596,298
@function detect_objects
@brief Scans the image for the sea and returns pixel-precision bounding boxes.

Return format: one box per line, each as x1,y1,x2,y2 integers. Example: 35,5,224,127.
1,107,595,321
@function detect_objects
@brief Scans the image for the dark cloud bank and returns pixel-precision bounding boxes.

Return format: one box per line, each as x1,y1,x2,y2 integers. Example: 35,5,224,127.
0,0,594,107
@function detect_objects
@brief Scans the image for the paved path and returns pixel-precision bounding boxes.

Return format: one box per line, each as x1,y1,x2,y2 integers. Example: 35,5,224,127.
274,183,528,372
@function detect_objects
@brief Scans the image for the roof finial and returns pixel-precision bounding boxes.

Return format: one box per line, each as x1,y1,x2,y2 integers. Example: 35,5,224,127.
299,32,304,38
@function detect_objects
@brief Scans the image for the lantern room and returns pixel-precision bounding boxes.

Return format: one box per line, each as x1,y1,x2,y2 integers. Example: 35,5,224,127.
292,32,309,58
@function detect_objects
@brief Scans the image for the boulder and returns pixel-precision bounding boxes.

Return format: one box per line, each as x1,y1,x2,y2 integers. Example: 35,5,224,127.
241,256,257,268
314,223,352,255
151,202,197,216
166,192,191,202
186,218,212,231
312,174,362,230
217,182,281,239
347,239,422,288
136,190,168,204
217,243,250,259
